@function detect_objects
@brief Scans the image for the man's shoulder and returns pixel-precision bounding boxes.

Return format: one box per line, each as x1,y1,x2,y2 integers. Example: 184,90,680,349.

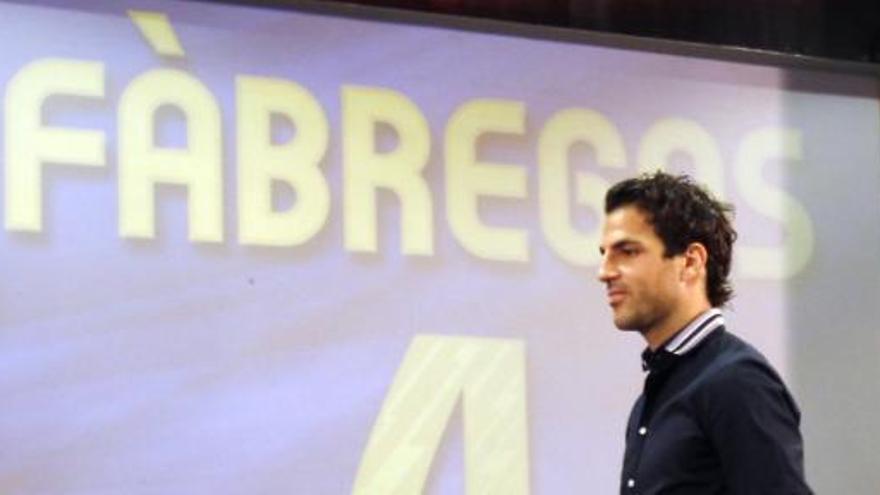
708,329,772,366
693,329,786,394
690,329,799,416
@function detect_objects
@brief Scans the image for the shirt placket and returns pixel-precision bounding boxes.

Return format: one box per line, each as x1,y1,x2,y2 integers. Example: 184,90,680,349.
624,363,673,493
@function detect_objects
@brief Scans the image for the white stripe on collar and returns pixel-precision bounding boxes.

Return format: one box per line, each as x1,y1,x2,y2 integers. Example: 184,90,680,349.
664,308,724,356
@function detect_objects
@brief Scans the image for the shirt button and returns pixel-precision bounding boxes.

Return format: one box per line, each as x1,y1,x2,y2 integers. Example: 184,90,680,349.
627,478,635,488
638,426,647,436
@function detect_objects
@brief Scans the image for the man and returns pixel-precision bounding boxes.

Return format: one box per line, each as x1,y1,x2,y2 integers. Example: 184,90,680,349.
597,172,811,494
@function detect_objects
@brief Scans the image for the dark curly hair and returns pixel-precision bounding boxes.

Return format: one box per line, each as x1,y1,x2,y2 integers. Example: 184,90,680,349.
605,171,737,307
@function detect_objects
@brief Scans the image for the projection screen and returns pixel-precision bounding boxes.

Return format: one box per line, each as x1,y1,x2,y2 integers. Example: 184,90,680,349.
1,0,878,493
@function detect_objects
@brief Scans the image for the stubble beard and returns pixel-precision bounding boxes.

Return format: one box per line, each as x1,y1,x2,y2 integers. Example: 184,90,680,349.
612,298,668,334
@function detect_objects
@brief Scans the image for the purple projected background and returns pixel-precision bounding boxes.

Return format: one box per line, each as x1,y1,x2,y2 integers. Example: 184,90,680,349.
0,0,878,493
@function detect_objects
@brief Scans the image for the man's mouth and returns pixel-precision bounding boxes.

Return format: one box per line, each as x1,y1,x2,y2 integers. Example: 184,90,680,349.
607,289,626,306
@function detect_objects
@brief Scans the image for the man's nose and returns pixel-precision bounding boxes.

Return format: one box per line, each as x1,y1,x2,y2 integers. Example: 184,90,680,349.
597,256,618,283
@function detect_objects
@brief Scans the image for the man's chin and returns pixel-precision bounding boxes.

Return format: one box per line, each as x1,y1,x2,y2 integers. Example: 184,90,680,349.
613,316,641,331
615,326,640,332
614,313,644,332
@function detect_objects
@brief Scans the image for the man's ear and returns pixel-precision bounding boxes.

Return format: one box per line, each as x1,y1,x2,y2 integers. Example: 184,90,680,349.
682,242,708,282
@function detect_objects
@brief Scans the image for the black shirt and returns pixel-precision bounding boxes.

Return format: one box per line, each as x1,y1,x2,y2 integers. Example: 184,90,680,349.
621,310,812,494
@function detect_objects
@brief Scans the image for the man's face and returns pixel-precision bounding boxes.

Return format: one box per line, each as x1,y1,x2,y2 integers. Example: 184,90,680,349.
598,205,684,333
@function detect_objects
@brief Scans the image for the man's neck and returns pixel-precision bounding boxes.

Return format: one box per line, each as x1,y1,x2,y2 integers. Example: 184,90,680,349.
643,304,713,351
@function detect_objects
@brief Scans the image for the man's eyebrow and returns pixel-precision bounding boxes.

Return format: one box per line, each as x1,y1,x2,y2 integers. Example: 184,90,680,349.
600,239,641,254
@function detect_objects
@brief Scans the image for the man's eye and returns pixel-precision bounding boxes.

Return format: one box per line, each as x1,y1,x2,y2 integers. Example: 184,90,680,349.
621,247,638,256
